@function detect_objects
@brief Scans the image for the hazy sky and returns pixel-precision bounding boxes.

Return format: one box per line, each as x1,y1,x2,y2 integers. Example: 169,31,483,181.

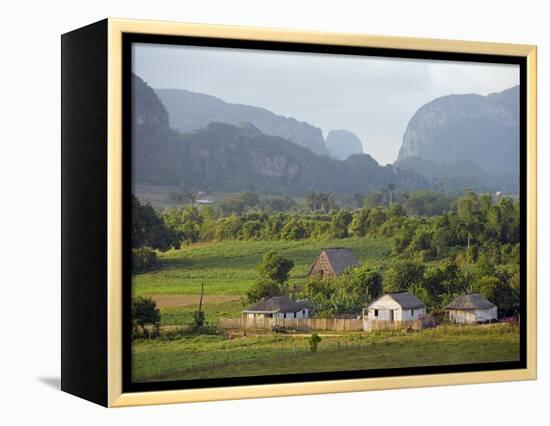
133,43,519,165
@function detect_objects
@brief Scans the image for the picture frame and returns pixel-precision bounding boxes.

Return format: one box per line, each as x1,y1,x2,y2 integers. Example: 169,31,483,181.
61,18,537,407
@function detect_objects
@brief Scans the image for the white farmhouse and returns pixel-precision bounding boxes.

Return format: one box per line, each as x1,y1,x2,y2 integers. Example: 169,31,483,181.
243,296,313,320
364,292,426,322
445,294,497,324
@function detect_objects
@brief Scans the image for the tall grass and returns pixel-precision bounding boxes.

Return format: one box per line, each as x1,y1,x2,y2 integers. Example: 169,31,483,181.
132,324,520,382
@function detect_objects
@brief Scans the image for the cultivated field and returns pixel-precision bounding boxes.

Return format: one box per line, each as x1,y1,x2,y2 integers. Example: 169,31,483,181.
133,237,393,325
132,324,520,382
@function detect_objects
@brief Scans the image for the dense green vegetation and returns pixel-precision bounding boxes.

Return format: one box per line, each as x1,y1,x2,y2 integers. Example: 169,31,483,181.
132,324,519,382
132,189,520,317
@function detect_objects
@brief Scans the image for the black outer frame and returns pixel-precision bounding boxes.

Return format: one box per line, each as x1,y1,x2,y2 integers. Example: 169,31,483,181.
121,33,528,394
61,19,109,406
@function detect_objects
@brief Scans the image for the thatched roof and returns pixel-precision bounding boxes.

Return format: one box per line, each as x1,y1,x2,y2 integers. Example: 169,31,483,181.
296,299,314,311
320,248,359,275
368,292,426,309
244,296,307,314
445,294,496,310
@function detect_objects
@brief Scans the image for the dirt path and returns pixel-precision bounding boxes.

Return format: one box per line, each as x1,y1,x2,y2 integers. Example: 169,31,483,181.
151,294,242,308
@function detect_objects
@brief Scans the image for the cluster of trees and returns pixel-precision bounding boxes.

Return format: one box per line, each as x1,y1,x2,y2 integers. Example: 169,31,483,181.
299,265,383,317
383,258,519,313
133,191,519,255
246,251,294,303
247,253,518,317
131,189,521,315
141,190,518,261
388,191,520,264
132,191,519,258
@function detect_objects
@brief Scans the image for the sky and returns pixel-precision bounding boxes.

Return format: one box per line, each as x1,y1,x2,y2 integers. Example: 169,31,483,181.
133,43,519,165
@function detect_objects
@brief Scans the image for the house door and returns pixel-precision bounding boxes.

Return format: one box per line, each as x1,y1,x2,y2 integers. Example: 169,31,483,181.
389,310,394,321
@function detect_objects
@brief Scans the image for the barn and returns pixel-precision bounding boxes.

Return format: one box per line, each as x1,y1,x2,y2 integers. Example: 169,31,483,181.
445,294,497,324
308,247,359,279
363,292,426,322
242,296,313,319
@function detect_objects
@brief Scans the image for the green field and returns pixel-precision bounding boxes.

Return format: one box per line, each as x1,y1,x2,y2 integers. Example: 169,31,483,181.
131,238,520,383
132,324,520,382
132,237,392,297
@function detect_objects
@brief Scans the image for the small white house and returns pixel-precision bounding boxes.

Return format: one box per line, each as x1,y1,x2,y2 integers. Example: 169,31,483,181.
445,294,497,324
363,292,426,323
243,296,313,320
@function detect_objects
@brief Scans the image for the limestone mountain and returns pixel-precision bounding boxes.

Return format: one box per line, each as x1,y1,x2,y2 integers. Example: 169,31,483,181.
397,86,519,178
156,88,330,156
325,129,364,160
132,74,429,194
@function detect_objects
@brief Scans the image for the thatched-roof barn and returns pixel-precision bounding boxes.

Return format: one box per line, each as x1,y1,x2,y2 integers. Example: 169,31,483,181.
243,296,313,319
364,291,426,322
445,294,497,324
308,248,359,279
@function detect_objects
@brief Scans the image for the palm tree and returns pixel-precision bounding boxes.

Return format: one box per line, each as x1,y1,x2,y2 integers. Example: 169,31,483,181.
386,182,396,207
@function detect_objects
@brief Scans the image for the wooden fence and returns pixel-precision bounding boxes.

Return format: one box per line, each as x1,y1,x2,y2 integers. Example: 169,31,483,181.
218,317,364,331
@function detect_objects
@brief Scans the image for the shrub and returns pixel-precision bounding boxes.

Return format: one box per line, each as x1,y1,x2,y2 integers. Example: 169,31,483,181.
132,296,160,338
309,333,322,353
131,247,158,274
193,310,206,329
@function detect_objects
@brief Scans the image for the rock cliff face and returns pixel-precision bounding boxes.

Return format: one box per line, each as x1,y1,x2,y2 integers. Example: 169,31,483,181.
326,129,363,160
397,86,519,178
132,74,430,194
174,122,429,194
132,74,182,185
156,88,330,157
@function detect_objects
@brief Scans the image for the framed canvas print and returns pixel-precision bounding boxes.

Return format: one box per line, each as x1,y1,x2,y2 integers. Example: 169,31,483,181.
61,18,537,407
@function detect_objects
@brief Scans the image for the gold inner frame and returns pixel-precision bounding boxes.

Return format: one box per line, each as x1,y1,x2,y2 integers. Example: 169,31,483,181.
106,18,537,407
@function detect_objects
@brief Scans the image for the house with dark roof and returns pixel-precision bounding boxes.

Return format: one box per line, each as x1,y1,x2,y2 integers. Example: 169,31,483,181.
445,294,497,324
363,292,426,323
308,248,359,279
243,296,313,319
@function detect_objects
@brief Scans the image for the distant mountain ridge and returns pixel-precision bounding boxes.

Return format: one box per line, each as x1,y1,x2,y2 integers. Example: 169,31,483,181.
133,74,429,194
394,156,518,194
156,88,331,156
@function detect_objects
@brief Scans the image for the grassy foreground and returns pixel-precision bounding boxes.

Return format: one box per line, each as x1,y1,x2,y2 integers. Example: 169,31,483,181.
132,324,520,383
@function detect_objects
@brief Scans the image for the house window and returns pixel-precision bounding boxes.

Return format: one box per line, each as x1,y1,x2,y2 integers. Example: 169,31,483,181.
294,312,297,318
374,309,378,317
411,309,414,316
283,313,287,319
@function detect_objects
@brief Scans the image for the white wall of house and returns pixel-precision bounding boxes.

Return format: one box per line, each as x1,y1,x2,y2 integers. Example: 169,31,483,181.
245,309,310,320
366,295,400,321
400,307,426,321
447,307,497,324
245,313,271,319
475,307,498,322
366,295,425,321
367,307,395,321
277,309,310,319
